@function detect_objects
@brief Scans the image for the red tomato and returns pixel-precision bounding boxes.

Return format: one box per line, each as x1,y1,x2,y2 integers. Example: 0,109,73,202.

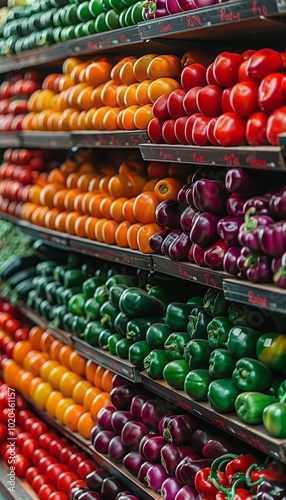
22,80,41,97
152,93,171,120
147,118,164,143
46,463,69,485
15,394,27,411
207,118,219,145
162,119,178,144
30,420,48,440
38,432,59,450
246,48,283,80
16,432,33,448
68,453,87,473
192,115,211,146
38,483,57,500
174,116,189,144
238,60,255,82
230,81,259,117
196,85,223,117
167,89,186,119
49,439,67,458
77,460,95,479
14,328,29,342
214,112,246,146
185,113,203,144
213,52,244,87
14,453,30,478
31,474,47,493
266,105,286,145
49,492,68,500
221,88,234,113
258,73,286,112
246,111,269,145
180,63,207,91
183,86,201,115
38,455,58,474
68,479,87,496
25,466,41,485
32,449,50,467
242,49,256,60
58,446,75,465
206,63,219,85
3,340,16,358
57,471,79,492
17,149,32,164
23,417,39,432
21,438,38,459
18,410,34,427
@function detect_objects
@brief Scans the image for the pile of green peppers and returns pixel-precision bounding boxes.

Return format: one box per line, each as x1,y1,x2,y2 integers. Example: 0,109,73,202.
143,288,286,438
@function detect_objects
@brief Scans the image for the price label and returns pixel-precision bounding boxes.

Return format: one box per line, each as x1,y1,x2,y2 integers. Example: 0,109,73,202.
251,0,269,16
190,151,206,163
185,14,203,28
159,148,174,161
247,290,269,308
219,7,241,22
156,21,173,33
246,154,268,169
224,152,240,166
204,273,219,288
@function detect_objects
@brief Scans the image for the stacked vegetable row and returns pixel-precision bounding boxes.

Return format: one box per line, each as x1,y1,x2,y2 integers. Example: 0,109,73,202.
148,47,286,147
142,288,286,438
92,387,286,499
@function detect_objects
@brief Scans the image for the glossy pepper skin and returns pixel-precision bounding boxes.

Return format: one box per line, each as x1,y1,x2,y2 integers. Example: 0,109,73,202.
223,246,241,277
256,332,286,371
227,193,247,217
113,312,129,336
203,289,229,317
227,326,263,359
209,349,236,378
273,252,286,288
108,333,124,354
119,287,166,319
184,369,214,401
234,391,276,424
263,394,286,438
207,317,232,350
143,349,169,379
190,212,219,246
109,284,129,308
204,240,229,270
84,297,101,321
187,307,211,340
164,332,190,360
225,167,265,195
207,379,241,413
163,359,189,390
232,357,272,391
146,323,172,349
192,179,228,214
165,302,194,331
217,216,243,246
269,187,286,219
256,480,286,500
82,276,105,299
115,338,133,359
259,221,286,257
126,317,164,342
244,194,272,216
243,250,273,283
128,340,151,367
238,208,274,252
100,301,119,328
184,339,212,369
224,453,259,484
83,321,104,346
195,467,228,500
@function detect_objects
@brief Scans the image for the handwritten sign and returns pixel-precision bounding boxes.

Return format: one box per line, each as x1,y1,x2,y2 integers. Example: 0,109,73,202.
185,14,203,28
159,148,174,161
157,21,173,33
224,152,240,166
252,0,269,16
248,290,268,308
246,154,267,170
190,152,206,163
219,7,241,22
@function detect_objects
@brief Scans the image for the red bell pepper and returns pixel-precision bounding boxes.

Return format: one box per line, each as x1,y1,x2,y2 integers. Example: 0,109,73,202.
225,454,259,484
195,467,228,500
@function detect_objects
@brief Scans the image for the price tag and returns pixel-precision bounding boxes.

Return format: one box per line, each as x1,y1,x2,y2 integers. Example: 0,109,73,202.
246,154,268,169
185,13,203,28
224,152,240,166
159,148,175,161
190,151,206,163
156,20,173,33
247,290,269,308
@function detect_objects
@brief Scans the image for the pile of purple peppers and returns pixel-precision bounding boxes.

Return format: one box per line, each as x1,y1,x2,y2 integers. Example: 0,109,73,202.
149,166,286,288
144,0,228,20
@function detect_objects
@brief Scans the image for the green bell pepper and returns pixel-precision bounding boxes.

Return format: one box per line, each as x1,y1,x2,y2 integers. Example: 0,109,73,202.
62,286,82,308
147,284,169,305
184,369,214,401
263,394,286,438
82,276,105,299
256,333,286,372
232,357,272,391
84,297,101,321
98,328,115,349
128,340,151,367
68,293,86,316
100,301,119,328
165,302,194,331
71,315,89,337
83,321,104,346
53,264,74,284
203,289,229,317
163,359,189,390
235,392,276,424
209,349,236,378
187,296,204,309
45,280,60,304
144,349,169,379
108,333,124,354
36,260,58,277
109,284,129,308
227,326,263,359
35,276,55,297
164,332,190,360
113,312,129,336
146,323,172,349
187,307,211,340
264,378,284,398
94,285,109,305
115,338,133,359
184,339,212,369
277,380,286,401
39,299,52,319
207,317,232,350
105,274,136,290
119,287,165,319
64,269,89,288
126,317,163,342
207,379,241,413
62,312,74,332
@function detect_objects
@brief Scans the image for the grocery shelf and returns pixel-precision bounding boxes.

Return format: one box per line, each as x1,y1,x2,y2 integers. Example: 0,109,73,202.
0,133,21,148
0,461,36,500
72,130,150,148
16,303,73,346
223,279,286,316
140,373,286,463
138,0,286,42
21,131,73,149
22,397,159,500
72,337,142,383
139,143,286,171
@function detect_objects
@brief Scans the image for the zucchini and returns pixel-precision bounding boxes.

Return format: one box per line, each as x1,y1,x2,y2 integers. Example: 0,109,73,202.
32,240,69,263
0,255,39,281
36,261,59,277
12,278,35,300
8,267,37,289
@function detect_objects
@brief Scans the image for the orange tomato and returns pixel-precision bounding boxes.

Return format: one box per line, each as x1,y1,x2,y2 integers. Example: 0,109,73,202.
147,55,182,79
142,178,159,191
90,392,111,421
126,222,144,250
74,215,89,238
116,84,128,108
29,326,45,350
133,54,158,82
93,365,106,390
115,220,131,247
133,191,159,223
62,57,83,74
94,218,108,242
109,196,128,222
147,78,181,103
54,398,74,423
119,60,138,86
72,380,92,405
102,219,119,245
59,371,83,397
48,365,69,390
88,193,106,218
83,386,102,411
45,390,64,417
77,412,96,439
124,83,139,107
100,80,119,107
49,339,64,360
40,331,54,352
99,195,115,219
12,340,33,364
108,174,147,198
154,177,183,201
103,107,122,131
121,105,140,130
110,56,137,84
85,59,113,86
69,351,86,376
134,104,154,130
85,216,100,240
135,80,152,106
137,222,162,254
39,183,64,208
44,208,61,230
85,359,98,384
101,369,114,392
122,197,138,224
28,377,43,399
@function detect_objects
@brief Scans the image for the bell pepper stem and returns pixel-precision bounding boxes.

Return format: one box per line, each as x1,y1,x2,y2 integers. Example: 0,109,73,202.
245,463,265,487
209,475,230,495
244,254,258,268
245,207,258,231
231,477,250,499
211,454,238,475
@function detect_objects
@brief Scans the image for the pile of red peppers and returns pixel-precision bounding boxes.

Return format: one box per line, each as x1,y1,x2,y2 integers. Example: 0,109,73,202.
195,453,286,500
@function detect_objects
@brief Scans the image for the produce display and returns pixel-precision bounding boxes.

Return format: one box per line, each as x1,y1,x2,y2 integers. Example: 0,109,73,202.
148,48,286,146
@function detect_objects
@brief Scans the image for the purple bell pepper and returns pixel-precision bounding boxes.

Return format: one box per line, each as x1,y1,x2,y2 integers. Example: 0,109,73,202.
144,0,168,18
243,194,272,216
168,231,192,261
190,167,225,184
237,246,251,273
190,212,219,246
177,183,193,204
225,168,266,195
189,244,207,267
238,208,274,251
161,230,182,255
271,256,282,274
258,220,286,257
149,228,172,254
192,179,228,214
223,247,242,277
155,200,187,229
180,205,199,232
204,240,229,270
227,193,248,217
217,216,243,246
238,247,272,282
256,480,286,500
273,252,286,288
269,187,286,219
